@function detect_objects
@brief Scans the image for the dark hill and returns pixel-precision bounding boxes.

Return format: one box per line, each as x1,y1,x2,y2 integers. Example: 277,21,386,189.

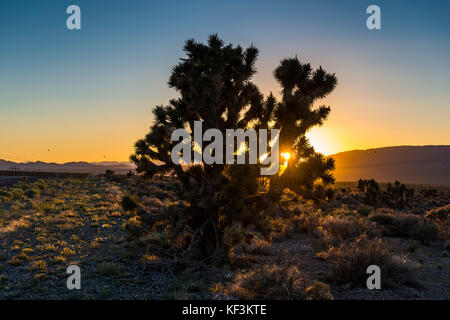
330,145,450,185
0,159,135,175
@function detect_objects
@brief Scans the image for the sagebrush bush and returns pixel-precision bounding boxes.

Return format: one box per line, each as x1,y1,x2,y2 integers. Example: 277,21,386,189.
141,196,164,208
305,281,334,300
319,215,380,241
425,204,449,223
229,264,333,300
289,210,380,244
369,211,440,242
227,236,272,266
425,205,450,242
317,234,416,287
10,188,24,199
292,213,320,235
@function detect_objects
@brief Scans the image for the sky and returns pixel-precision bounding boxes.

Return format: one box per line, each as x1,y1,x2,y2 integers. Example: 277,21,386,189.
0,0,449,163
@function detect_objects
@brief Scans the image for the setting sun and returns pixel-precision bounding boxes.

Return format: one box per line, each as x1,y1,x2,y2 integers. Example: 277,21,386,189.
281,152,291,161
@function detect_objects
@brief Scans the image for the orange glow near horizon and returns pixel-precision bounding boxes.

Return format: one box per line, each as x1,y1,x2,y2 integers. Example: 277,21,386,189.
306,127,342,156
2,54,449,164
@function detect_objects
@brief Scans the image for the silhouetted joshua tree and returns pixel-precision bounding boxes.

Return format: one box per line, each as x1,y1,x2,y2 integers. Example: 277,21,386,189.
269,57,336,200
130,35,337,259
358,178,413,209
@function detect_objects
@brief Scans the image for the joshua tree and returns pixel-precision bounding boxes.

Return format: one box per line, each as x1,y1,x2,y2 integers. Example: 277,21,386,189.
358,178,381,204
269,57,336,199
130,35,337,259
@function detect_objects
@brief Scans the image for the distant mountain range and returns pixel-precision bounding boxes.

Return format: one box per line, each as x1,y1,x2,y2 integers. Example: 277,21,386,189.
330,145,450,185
0,159,135,174
1,145,449,184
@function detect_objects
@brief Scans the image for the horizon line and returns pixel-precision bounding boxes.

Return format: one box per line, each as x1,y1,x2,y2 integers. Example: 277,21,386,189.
1,144,449,164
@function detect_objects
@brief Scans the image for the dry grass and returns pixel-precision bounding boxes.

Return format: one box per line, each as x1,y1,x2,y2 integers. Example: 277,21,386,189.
0,177,447,299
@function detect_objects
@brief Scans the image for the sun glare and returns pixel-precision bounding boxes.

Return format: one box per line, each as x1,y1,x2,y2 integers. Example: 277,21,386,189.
306,129,337,155
281,152,291,161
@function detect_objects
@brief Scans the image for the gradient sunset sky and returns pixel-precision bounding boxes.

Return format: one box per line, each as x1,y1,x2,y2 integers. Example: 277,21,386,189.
1,0,449,163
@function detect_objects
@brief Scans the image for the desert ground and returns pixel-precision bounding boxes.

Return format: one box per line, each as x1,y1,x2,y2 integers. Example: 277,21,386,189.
0,176,448,300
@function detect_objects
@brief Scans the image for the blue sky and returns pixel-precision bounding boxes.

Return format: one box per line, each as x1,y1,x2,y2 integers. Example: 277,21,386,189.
0,0,449,162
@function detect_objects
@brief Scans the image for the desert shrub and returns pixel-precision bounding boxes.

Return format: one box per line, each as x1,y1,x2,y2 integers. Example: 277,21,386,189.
290,210,379,242
298,182,335,203
121,195,138,212
425,205,450,242
0,189,12,198
318,234,416,287
161,180,182,193
228,236,272,265
253,214,274,240
319,215,380,241
10,188,24,199
24,188,40,199
141,196,164,208
144,185,177,200
227,245,259,266
90,194,102,202
369,211,440,242
34,180,48,191
223,223,247,248
425,204,449,223
229,264,333,300
243,238,272,255
357,205,373,217
329,206,357,217
32,200,55,214
292,213,320,235
27,260,47,272
305,281,334,300
226,228,272,265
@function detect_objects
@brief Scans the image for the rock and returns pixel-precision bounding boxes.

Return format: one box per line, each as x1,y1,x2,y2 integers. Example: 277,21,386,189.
224,272,233,280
